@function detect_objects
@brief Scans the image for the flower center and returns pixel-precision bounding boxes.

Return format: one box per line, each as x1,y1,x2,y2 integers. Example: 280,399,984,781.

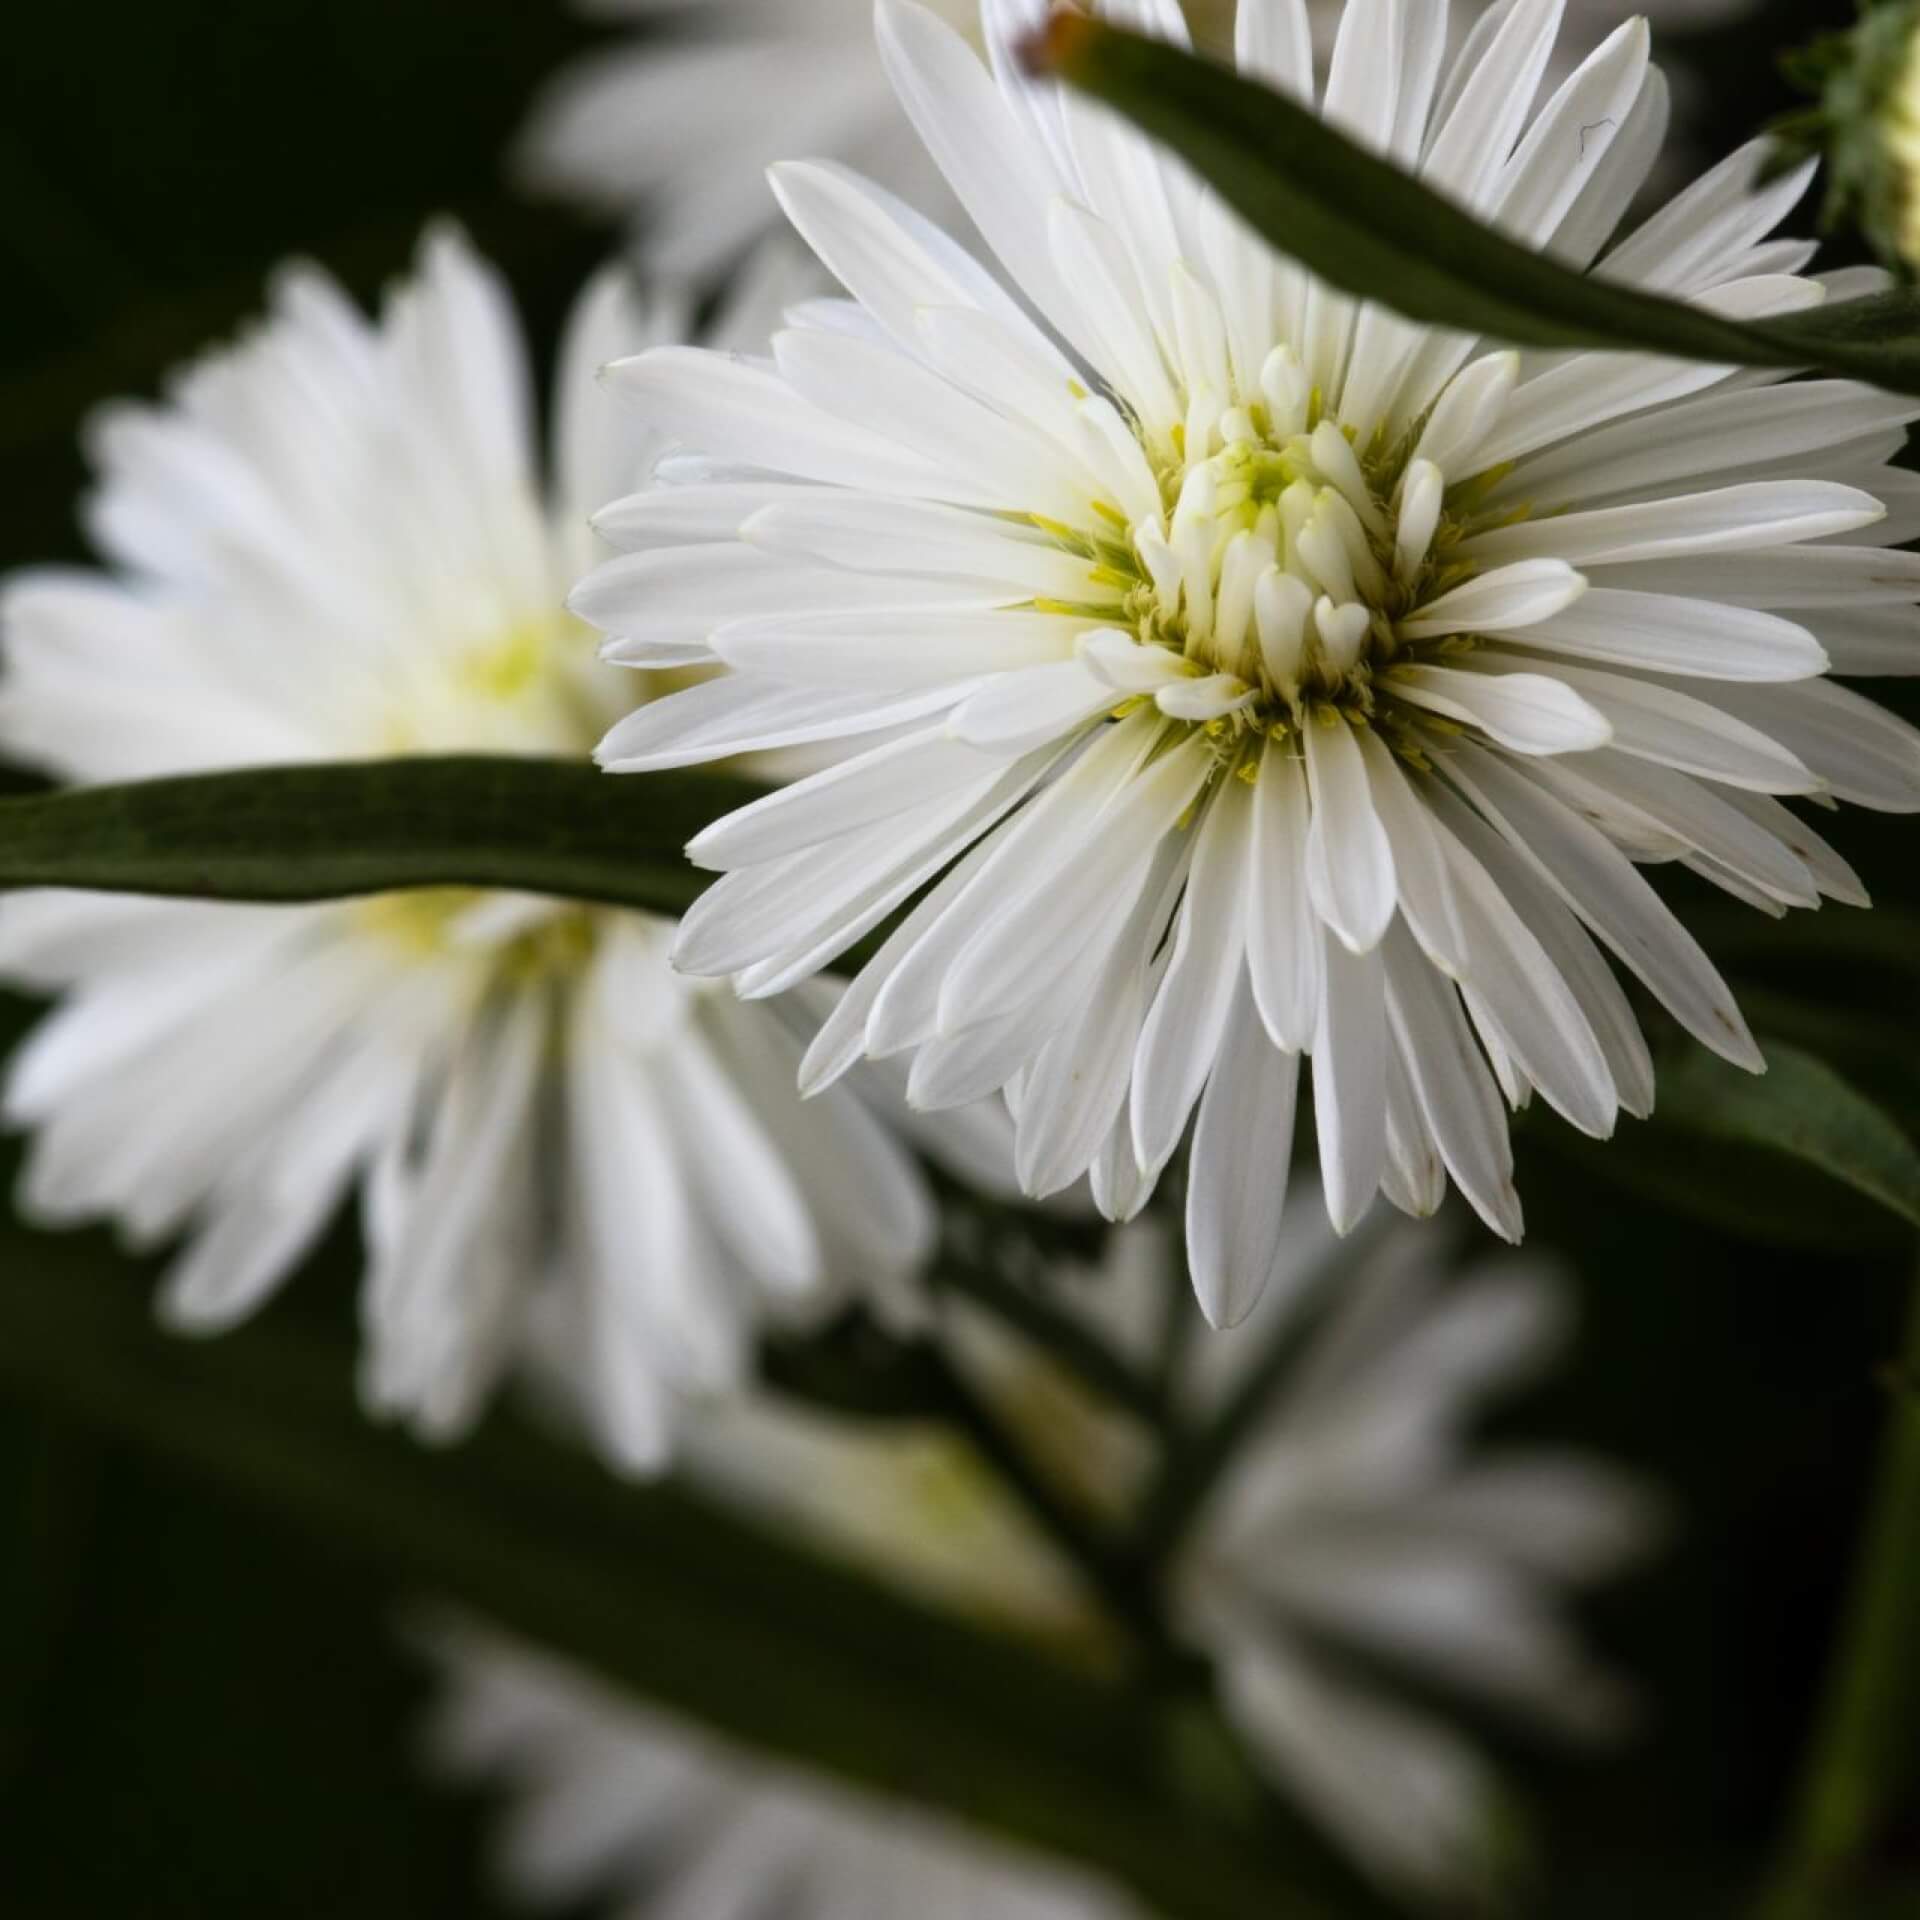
357,888,601,988
1045,344,1519,771
1144,350,1466,719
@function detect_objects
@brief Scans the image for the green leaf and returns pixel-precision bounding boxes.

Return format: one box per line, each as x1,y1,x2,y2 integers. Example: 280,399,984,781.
1656,1037,1920,1232
0,757,758,914
0,1236,1397,1920
1025,15,1920,393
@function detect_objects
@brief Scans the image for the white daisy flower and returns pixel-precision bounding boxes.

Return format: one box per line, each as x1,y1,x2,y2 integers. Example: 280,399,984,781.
515,0,1748,276
422,1622,1144,1920
0,228,1010,1472
421,1201,1659,1902
577,0,1920,1324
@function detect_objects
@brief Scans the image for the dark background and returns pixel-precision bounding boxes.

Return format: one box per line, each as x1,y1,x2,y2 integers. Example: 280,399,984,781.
0,1,1909,1915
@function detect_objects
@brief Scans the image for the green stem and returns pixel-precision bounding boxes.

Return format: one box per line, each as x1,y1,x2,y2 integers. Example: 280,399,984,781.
931,1254,1169,1426
916,1343,1172,1658
1756,1273,1920,1920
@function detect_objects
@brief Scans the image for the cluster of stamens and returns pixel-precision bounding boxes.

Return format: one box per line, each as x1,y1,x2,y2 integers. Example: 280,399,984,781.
1043,343,1516,770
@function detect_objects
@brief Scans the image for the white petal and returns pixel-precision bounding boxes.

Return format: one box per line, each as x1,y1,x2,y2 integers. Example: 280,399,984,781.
1442,743,1763,1070
687,724,998,870
1311,932,1386,1235
1498,590,1827,682
1466,482,1886,569
596,678,965,773
1302,714,1397,953
1492,657,1818,792
1385,663,1612,754
712,607,1081,688
948,661,1115,751
1130,776,1255,1176
1247,743,1322,1051
1397,559,1587,641
1188,979,1300,1329
1381,922,1522,1241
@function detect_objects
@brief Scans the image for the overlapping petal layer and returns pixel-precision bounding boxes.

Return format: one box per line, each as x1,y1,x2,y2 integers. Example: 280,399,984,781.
582,0,1920,1313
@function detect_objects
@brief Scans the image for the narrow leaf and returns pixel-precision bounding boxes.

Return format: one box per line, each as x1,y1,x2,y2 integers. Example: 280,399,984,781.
1657,1037,1920,1231
0,757,758,914
1024,16,1920,395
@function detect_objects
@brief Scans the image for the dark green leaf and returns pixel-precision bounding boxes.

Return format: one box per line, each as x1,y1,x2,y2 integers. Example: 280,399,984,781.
0,757,758,914
1655,1037,1920,1232
1025,16,1920,393
0,1239,1396,1920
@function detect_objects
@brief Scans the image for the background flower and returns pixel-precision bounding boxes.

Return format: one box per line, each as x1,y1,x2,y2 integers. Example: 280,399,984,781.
422,1622,1146,1920
0,226,1012,1469
423,1203,1660,1904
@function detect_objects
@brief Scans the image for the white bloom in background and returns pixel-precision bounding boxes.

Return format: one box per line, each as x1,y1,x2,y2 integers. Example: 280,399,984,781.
422,1624,1143,1920
516,0,981,278
1153,1216,1660,1897
579,0,1920,1323
0,229,1010,1472
421,1202,1660,1903
515,0,1749,275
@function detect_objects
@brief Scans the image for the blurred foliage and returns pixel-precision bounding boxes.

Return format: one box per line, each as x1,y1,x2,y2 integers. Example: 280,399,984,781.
2,0,1919,1915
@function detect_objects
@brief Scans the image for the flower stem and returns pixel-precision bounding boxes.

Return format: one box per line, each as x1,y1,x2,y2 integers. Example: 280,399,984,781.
1756,1271,1920,1920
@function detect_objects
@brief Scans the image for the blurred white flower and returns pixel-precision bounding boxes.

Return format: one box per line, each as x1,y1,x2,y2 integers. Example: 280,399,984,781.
423,1203,1661,1903
577,0,1920,1323
515,0,1750,275
1147,1215,1661,1897
0,228,1012,1472
423,1623,1144,1920
516,0,980,279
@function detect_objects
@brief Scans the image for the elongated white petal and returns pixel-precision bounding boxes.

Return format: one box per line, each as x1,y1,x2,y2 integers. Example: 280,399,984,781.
1398,560,1587,640
1381,923,1521,1241
1487,657,1818,792
1188,979,1299,1329
948,661,1115,752
712,608,1080,687
1443,744,1764,1071
1500,590,1828,682
1466,482,1885,569
1247,744,1322,1051
603,347,946,497
1312,933,1387,1235
1384,663,1612,754
596,679,965,774
688,725,997,871
1131,777,1256,1176
1303,714,1397,953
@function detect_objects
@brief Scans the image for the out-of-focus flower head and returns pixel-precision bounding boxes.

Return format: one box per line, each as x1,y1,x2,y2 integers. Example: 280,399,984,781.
425,1201,1664,1901
0,229,1015,1474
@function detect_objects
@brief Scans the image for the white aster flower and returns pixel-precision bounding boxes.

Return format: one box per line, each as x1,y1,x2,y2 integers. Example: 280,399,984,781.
421,1621,1144,1920
515,0,1748,275
421,1200,1659,1903
516,0,981,279
578,0,1920,1323
0,228,1009,1472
